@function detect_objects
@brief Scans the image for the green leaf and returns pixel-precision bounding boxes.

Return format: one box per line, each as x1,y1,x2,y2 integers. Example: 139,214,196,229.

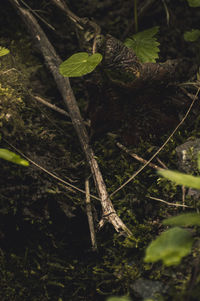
184,29,200,42
198,152,200,171
0,46,10,57
163,213,200,226
59,52,102,77
124,26,160,63
0,148,29,166
158,169,200,190
187,0,200,7
107,297,131,301
144,227,193,266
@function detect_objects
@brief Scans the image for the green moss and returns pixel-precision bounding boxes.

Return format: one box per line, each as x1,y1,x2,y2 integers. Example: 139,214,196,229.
0,37,41,137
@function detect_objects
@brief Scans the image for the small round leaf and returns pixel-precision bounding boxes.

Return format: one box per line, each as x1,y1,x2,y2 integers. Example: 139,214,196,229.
59,52,102,77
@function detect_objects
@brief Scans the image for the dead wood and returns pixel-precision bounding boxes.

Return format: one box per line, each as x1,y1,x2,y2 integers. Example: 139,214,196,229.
8,0,132,236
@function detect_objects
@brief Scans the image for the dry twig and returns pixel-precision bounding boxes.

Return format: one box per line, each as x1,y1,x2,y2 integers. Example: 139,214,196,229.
9,0,131,236
32,94,70,117
85,177,97,250
116,142,164,170
149,196,193,208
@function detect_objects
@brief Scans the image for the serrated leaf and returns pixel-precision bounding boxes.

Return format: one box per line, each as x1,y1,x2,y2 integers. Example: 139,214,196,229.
144,227,193,266
0,46,10,57
158,169,200,190
0,148,29,166
124,26,160,63
163,213,200,226
184,29,200,42
59,52,102,77
187,0,200,7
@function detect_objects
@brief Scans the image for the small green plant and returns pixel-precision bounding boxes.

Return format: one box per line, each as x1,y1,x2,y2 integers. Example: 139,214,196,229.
0,148,29,166
144,153,200,266
187,0,200,7
59,52,102,77
183,0,200,42
124,26,160,63
106,297,131,301
184,29,200,42
133,0,138,33
0,46,10,57
59,28,161,78
0,45,28,167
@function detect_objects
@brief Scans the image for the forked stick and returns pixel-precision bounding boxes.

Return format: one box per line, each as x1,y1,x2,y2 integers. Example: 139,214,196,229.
9,0,131,236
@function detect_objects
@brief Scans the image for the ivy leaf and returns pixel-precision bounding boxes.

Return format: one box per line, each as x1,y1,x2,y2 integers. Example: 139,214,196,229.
144,227,193,266
184,29,200,42
59,52,102,77
158,169,200,190
0,46,10,57
163,213,200,226
0,148,29,166
187,0,200,7
124,26,160,63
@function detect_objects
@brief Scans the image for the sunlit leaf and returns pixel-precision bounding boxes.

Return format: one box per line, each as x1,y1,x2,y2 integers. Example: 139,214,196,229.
144,227,193,266
184,29,200,42
0,46,10,57
59,52,102,77
187,0,200,7
124,26,160,63
0,148,29,166
163,213,200,226
158,169,200,190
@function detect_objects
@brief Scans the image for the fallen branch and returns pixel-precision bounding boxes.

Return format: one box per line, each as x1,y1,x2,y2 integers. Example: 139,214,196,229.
9,0,131,236
32,94,70,118
85,177,97,250
116,142,164,170
149,196,193,208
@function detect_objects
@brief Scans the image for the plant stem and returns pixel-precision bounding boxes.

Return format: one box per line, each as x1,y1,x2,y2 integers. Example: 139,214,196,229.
134,0,138,33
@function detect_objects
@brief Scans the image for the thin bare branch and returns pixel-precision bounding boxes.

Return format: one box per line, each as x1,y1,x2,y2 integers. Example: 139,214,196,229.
116,142,163,170
149,196,193,208
156,158,168,169
50,0,83,29
3,138,100,201
32,94,70,117
20,0,56,31
9,0,131,236
85,177,97,250
51,0,101,53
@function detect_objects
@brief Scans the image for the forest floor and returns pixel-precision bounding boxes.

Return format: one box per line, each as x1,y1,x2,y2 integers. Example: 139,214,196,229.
0,1,200,301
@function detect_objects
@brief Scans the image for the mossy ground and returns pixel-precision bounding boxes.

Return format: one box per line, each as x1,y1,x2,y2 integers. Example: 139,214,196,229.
0,1,200,301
